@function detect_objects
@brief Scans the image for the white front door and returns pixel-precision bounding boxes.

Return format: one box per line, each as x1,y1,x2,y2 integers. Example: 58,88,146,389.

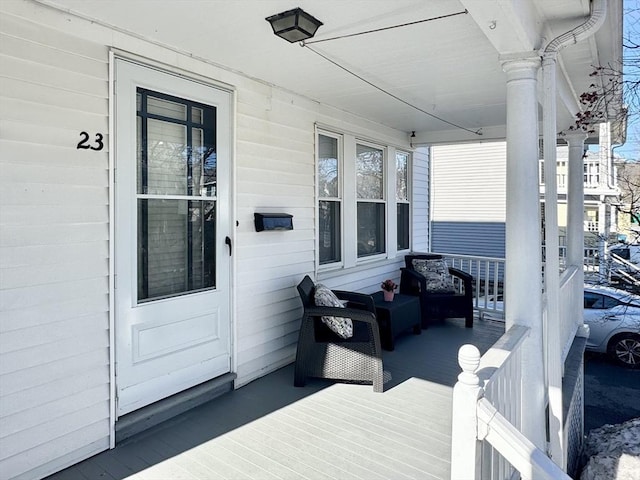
114,59,232,416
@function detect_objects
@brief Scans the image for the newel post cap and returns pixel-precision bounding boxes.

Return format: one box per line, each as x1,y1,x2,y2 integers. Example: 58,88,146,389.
457,344,481,386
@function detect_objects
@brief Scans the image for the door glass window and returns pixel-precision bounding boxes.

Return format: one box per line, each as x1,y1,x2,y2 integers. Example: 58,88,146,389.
136,89,217,301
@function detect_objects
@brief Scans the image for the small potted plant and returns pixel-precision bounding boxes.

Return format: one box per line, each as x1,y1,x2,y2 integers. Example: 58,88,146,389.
381,279,398,302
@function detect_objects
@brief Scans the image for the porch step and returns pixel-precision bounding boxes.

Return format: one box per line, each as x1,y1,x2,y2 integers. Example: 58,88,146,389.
115,372,237,443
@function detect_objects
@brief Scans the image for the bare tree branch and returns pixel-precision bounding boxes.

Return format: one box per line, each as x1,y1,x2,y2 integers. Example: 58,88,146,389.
564,5,639,145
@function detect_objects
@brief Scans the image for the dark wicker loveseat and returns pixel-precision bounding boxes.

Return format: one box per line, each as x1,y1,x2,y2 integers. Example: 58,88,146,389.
294,275,384,392
400,254,474,328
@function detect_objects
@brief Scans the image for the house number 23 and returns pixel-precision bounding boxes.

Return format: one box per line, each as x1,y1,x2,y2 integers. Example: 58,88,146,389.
77,131,104,151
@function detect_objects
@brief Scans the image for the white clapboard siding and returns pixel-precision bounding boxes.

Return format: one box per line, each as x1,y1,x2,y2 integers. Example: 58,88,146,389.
320,259,405,293
413,146,430,252
1,2,417,478
233,84,317,385
0,9,110,480
233,82,411,387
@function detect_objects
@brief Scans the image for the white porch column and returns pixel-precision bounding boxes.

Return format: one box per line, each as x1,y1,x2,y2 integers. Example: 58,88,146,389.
566,133,587,270
566,132,587,330
501,55,546,450
542,51,564,468
598,201,607,237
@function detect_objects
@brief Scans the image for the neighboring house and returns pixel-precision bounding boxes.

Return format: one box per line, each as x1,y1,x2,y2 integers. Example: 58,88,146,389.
430,122,621,256
0,1,623,479
563,148,620,246
430,141,508,259
613,156,640,243
572,122,622,246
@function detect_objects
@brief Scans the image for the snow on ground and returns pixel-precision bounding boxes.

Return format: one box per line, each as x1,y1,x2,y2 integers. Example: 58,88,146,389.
580,418,640,480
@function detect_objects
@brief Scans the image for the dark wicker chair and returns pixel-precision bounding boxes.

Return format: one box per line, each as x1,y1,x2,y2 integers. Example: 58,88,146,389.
294,275,384,392
400,254,474,328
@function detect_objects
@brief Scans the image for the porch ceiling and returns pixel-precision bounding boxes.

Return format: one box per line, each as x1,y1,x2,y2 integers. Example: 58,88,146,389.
42,0,622,144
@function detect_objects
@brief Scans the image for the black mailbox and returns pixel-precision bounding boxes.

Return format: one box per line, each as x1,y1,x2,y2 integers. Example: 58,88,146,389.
254,213,293,232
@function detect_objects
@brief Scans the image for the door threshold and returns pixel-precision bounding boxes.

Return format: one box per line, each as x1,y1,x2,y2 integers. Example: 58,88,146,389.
115,372,237,443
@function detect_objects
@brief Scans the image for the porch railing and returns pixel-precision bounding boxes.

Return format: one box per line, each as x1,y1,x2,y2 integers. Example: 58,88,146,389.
542,264,584,470
438,253,505,321
445,248,601,479
438,248,601,324
451,326,571,480
557,245,599,274
558,265,581,362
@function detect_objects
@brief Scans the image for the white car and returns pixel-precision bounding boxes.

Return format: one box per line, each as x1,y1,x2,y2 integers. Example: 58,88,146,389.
583,284,640,368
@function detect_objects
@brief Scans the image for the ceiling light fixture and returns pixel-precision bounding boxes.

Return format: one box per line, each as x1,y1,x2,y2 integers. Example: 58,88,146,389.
265,8,323,43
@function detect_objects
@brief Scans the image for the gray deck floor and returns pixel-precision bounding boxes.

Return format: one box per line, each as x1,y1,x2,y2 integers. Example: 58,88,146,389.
47,318,504,480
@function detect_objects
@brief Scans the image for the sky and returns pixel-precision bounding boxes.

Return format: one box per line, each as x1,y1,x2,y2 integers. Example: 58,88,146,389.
615,0,640,160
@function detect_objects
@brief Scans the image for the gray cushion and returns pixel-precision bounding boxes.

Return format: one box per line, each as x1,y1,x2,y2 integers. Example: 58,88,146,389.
412,258,456,293
313,284,353,339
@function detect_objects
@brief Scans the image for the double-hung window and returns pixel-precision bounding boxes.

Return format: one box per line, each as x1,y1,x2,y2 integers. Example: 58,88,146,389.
396,150,410,251
317,129,410,268
356,143,385,257
318,133,342,265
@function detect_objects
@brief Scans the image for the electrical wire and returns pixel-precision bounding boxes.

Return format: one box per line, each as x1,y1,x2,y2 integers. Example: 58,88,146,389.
304,44,483,136
304,10,468,45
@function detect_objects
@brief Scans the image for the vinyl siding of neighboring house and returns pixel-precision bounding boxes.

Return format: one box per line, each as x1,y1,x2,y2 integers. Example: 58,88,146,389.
431,221,506,259
0,3,427,479
430,136,619,259
430,141,507,258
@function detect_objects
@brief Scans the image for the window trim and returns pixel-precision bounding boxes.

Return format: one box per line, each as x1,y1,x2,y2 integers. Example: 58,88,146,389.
316,127,411,271
317,130,344,269
355,140,387,260
396,149,411,252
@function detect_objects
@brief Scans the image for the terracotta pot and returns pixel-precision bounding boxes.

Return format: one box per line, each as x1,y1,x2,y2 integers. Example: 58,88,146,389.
383,290,395,302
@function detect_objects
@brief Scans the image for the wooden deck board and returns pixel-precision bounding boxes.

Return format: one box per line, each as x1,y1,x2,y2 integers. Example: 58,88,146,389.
46,318,504,480
274,404,430,479
258,411,398,480
246,419,367,480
